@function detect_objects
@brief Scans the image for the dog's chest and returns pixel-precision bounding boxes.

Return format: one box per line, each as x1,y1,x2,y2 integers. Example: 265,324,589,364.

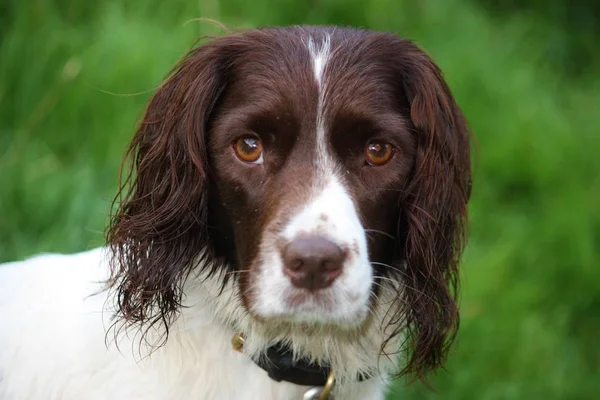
126,317,386,400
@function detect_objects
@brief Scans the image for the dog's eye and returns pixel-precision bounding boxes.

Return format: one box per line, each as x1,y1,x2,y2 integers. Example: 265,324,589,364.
365,140,394,166
234,136,264,164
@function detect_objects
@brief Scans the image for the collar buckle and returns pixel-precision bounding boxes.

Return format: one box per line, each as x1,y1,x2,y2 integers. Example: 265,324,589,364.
231,332,245,352
303,371,336,400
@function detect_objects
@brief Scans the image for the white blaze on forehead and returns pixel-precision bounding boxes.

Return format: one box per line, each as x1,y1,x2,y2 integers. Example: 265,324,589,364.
307,35,331,88
306,35,332,165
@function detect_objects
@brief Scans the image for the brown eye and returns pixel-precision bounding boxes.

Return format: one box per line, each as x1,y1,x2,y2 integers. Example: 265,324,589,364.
234,136,263,164
365,140,394,166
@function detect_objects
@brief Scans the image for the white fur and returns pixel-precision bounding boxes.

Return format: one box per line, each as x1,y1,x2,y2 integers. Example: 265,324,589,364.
307,34,332,168
0,249,398,399
253,177,372,326
307,35,330,89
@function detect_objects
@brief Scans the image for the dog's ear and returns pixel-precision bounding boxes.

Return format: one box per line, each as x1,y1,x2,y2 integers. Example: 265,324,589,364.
388,39,472,382
105,36,239,341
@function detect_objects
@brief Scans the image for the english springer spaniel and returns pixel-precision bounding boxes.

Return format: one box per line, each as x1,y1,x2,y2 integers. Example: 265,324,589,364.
0,26,471,400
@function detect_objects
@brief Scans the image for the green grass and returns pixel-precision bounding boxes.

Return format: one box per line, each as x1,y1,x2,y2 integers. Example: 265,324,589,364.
1,1,599,399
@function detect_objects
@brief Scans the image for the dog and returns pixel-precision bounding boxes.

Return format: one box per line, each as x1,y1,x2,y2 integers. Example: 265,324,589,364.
0,25,471,400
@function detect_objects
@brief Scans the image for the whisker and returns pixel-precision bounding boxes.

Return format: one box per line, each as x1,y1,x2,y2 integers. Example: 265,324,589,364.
374,276,442,307
224,269,251,277
364,229,396,240
365,305,380,321
371,187,411,196
369,282,401,306
370,262,411,280
368,289,383,304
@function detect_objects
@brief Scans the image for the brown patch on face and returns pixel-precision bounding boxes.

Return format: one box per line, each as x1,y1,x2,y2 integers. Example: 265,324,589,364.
319,214,328,222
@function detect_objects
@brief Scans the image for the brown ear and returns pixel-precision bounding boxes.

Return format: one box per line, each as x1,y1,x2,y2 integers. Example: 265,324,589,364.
389,40,472,382
105,36,238,343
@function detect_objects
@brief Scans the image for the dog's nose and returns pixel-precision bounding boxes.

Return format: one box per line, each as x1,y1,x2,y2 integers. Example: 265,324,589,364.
282,236,345,291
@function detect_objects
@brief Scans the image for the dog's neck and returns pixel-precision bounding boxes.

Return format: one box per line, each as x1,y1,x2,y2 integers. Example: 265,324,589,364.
177,267,404,386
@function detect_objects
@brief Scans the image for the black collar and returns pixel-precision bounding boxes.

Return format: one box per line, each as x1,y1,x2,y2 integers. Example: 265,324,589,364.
232,333,371,387
255,343,331,386
253,342,370,387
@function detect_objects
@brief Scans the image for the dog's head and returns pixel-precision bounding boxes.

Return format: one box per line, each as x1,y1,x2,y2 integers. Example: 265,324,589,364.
107,26,471,381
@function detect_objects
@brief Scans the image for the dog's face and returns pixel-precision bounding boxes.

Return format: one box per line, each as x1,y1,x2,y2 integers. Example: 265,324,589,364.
207,33,416,326
107,26,471,379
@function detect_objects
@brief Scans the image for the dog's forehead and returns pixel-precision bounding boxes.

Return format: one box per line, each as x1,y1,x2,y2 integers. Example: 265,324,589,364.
228,29,395,113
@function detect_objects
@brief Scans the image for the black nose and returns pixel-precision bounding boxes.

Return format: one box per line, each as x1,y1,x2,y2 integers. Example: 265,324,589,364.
282,236,346,291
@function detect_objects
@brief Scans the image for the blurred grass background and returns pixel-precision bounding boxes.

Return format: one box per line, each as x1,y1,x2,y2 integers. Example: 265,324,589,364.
1,0,599,399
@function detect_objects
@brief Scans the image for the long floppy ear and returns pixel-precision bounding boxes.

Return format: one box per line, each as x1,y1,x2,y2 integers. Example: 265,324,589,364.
105,36,237,342
389,40,472,382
